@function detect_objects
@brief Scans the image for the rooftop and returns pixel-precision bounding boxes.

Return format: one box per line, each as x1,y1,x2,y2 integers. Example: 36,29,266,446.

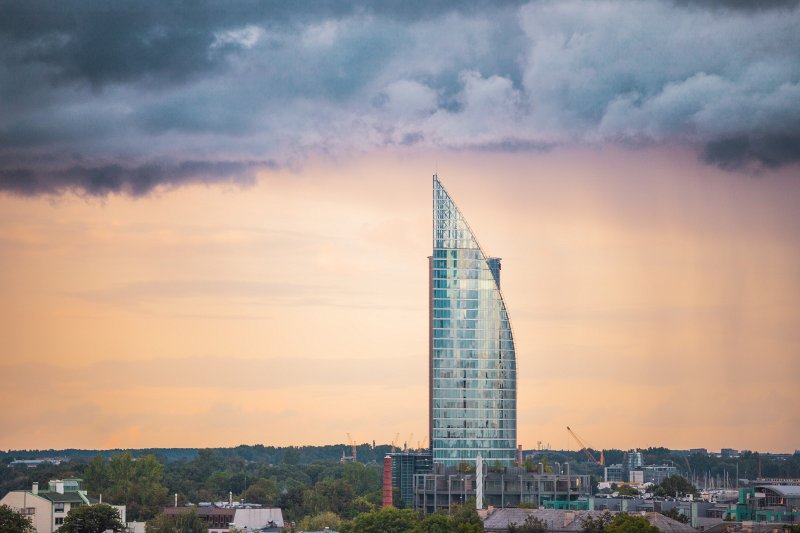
483,509,695,533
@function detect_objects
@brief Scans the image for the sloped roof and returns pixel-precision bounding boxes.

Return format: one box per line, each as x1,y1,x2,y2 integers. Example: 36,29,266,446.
39,491,88,503
484,509,609,532
758,485,800,497
645,512,697,533
483,508,697,533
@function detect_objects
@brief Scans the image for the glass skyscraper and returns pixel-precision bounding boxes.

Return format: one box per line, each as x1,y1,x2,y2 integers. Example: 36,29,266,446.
429,175,517,466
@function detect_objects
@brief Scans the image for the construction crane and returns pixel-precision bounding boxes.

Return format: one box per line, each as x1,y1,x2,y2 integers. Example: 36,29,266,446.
566,426,604,465
391,433,400,453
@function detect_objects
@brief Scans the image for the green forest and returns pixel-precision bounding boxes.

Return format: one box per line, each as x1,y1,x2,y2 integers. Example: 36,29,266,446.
2,445,799,527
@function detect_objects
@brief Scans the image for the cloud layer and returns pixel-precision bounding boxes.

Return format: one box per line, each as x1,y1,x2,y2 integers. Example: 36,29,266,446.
1,0,799,195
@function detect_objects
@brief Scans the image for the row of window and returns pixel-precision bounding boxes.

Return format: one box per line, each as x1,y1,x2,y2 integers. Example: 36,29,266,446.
435,369,516,379
433,384,515,394
433,439,516,449
433,377,515,388
432,319,509,329
434,230,478,241
435,238,489,248
432,418,515,429
431,258,486,269
433,359,515,370
431,310,506,321
433,428,516,438
433,409,516,419
432,249,484,260
432,298,502,310
432,287,500,299
433,307,510,322
432,338,515,349
432,308,510,319
432,449,517,460
432,271,497,283
434,420,517,430
432,330,514,342
433,398,516,409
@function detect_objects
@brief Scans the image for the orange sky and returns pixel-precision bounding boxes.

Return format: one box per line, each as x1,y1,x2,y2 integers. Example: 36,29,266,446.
0,146,798,452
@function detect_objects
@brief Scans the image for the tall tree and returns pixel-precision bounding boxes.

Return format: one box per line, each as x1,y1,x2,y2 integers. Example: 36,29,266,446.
651,475,696,498
343,507,421,533
605,514,659,533
0,504,35,533
60,504,126,533
298,511,343,532
580,511,614,533
508,514,548,533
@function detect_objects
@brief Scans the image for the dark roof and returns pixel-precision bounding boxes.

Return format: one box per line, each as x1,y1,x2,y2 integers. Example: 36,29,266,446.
646,512,697,533
39,491,87,503
162,507,235,518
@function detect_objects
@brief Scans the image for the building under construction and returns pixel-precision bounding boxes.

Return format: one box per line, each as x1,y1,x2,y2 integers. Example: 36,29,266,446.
414,462,590,513
389,451,433,508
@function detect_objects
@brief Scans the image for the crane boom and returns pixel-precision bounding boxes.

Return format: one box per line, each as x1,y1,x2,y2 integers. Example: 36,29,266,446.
567,426,602,465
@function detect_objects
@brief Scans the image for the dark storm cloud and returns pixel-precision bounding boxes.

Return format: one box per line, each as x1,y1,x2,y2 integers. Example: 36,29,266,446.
703,135,800,171
1,1,799,196
0,159,272,196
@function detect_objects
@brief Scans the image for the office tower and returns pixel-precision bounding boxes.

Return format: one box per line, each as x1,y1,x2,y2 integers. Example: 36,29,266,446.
429,175,517,466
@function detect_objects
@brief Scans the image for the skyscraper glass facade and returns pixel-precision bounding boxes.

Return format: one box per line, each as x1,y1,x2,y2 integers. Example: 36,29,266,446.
430,175,517,466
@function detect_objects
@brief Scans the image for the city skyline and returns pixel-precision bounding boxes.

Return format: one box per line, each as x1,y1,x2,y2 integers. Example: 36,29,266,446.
1,1,799,453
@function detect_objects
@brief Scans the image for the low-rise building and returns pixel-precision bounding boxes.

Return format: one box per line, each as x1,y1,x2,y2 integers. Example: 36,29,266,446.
414,463,590,513
161,505,283,533
604,464,624,483
0,479,125,533
389,451,433,508
726,485,800,524
642,465,678,485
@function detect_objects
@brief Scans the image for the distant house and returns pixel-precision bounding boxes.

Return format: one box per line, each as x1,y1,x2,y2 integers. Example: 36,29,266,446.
161,505,283,533
0,478,126,533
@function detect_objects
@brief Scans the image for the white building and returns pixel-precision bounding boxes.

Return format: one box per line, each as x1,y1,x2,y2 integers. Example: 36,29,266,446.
0,478,125,533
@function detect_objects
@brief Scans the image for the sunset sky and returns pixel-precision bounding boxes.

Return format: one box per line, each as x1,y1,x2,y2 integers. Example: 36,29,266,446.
1,1,799,453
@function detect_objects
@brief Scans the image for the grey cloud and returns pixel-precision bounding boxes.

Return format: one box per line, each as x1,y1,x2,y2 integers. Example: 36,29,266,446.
1,159,271,196
703,134,800,170
1,0,799,196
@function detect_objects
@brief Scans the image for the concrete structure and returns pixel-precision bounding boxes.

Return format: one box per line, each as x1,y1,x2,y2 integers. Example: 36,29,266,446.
389,451,432,508
0,479,125,533
9,458,66,468
162,505,283,532
725,485,800,524
604,462,676,484
414,462,590,513
429,175,517,466
604,464,624,483
642,465,678,485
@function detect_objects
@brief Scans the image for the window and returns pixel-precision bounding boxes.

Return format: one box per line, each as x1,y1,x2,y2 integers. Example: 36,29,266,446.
55,517,64,525
54,503,65,513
